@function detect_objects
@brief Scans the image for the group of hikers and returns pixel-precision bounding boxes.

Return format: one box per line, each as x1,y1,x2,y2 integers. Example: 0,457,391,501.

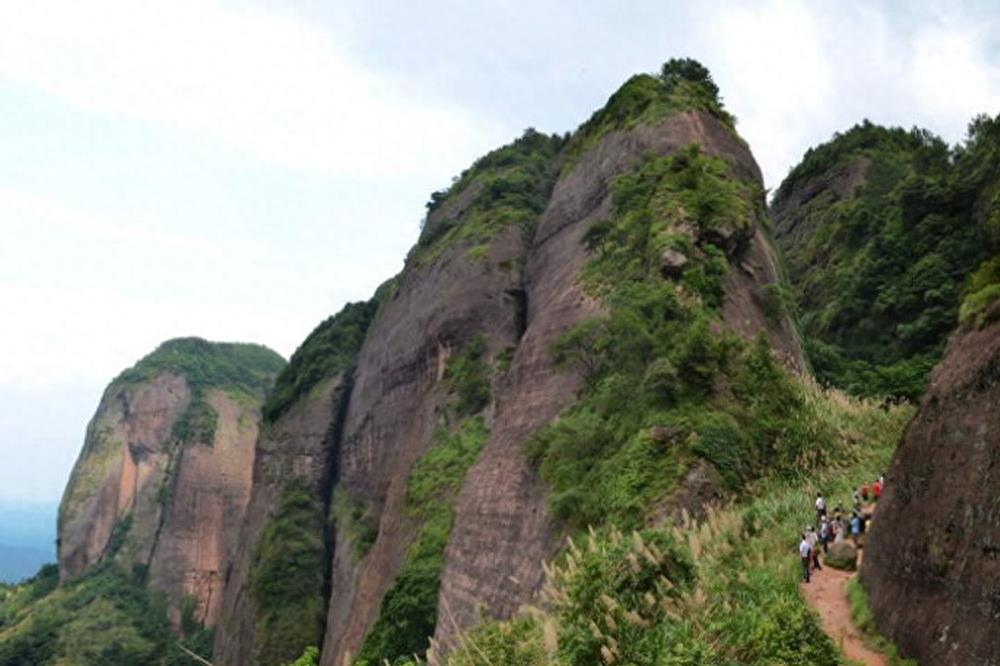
798,474,885,583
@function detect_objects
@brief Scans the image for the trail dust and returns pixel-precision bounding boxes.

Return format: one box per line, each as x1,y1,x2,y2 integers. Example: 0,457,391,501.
801,502,886,666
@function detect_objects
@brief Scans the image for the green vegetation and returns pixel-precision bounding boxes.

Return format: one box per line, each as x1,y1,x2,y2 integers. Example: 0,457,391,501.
393,129,918,664
444,335,491,417
250,478,328,666
847,578,916,665
355,418,489,666
112,337,284,446
408,395,910,665
412,129,563,266
355,335,494,665
773,116,1000,398
0,562,212,665
562,58,735,175
959,255,1000,326
331,488,378,562
284,646,320,666
264,299,378,423
527,145,825,528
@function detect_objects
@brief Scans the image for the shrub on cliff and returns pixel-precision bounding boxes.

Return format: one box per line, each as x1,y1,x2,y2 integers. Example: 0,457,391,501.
250,479,327,665
264,299,378,422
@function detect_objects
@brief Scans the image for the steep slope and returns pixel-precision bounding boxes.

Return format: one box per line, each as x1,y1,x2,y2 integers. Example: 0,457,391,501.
275,60,808,666
322,129,565,665
770,118,1000,399
214,300,377,665
861,295,1000,665
58,338,283,634
436,76,802,652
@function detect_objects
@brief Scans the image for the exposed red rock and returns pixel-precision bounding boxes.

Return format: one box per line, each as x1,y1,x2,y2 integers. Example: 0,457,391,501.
434,110,801,652
861,319,1000,665
214,375,350,665
58,347,277,635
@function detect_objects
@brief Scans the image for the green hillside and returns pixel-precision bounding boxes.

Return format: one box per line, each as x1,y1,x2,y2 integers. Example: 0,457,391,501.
771,116,1000,398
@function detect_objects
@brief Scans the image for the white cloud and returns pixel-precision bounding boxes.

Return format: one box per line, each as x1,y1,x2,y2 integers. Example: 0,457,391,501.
0,0,507,180
699,0,1000,188
704,0,836,188
909,22,1000,139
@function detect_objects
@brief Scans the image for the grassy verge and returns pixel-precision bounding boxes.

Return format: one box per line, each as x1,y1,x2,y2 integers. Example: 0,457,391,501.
846,578,916,666
416,388,911,665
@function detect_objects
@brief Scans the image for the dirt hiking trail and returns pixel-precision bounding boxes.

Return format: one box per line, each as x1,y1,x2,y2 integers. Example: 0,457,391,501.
801,500,887,666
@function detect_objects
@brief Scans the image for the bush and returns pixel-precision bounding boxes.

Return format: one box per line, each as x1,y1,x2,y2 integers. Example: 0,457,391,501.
444,336,491,417
250,479,327,665
413,129,563,265
264,298,380,422
111,337,286,446
0,563,208,666
355,418,489,664
563,59,735,174
959,256,1000,326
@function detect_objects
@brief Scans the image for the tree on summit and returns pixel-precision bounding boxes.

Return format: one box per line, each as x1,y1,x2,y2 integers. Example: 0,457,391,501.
660,58,720,100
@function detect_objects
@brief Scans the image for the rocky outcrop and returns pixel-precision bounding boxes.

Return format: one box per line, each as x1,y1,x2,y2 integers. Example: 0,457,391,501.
57,339,282,630
861,316,1000,665
320,201,534,664
433,110,803,653
213,374,350,665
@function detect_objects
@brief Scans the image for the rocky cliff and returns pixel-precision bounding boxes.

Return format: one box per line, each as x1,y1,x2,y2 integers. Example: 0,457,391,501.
57,338,284,630
208,63,807,666
214,300,376,665
861,305,1000,665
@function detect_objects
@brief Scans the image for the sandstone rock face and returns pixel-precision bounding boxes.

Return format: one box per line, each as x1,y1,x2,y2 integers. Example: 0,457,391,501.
434,110,802,651
59,373,191,580
861,321,1000,665
319,217,531,664
209,110,801,665
770,156,870,251
146,389,262,628
214,375,349,665
58,340,281,632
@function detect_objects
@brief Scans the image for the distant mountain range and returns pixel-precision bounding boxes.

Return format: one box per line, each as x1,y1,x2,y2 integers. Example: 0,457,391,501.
0,502,56,582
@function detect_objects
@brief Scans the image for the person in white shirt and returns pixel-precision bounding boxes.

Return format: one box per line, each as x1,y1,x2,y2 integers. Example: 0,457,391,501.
815,493,826,520
799,534,812,583
806,526,822,571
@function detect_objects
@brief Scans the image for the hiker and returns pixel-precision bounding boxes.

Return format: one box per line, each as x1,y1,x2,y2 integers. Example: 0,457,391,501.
806,526,822,571
815,492,827,520
852,489,862,512
799,533,812,583
819,515,831,553
879,472,886,486
861,482,870,502
872,478,882,502
850,512,862,547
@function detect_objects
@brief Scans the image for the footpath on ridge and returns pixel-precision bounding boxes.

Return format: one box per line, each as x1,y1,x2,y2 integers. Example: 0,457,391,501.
801,550,885,666
800,504,887,666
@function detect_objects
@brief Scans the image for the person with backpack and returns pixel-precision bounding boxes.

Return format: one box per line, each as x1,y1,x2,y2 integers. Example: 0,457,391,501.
850,512,862,547
852,489,862,512
872,478,882,502
806,526,822,571
799,533,812,583
819,515,831,553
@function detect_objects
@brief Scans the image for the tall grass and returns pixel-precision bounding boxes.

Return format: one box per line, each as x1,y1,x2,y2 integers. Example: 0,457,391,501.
407,388,911,666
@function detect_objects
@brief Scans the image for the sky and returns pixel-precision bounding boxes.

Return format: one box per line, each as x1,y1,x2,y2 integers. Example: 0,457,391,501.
1,0,999,505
